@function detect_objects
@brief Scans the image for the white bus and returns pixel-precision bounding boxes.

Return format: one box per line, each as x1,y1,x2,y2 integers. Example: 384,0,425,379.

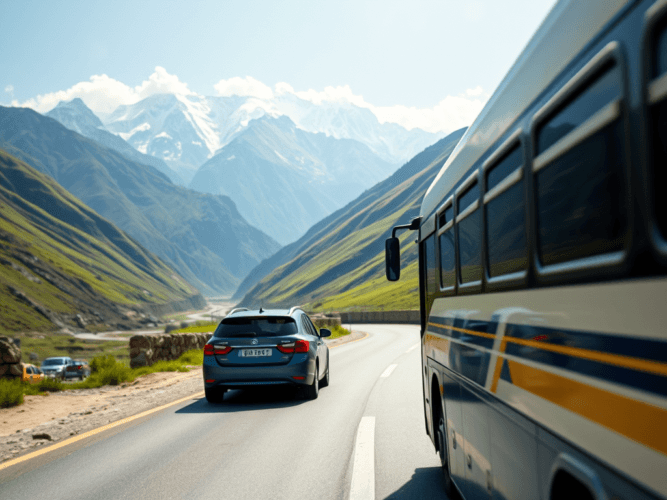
386,0,667,498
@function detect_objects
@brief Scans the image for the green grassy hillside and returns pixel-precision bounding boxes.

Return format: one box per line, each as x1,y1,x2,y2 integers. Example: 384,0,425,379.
237,128,466,311
0,106,280,295
0,149,200,333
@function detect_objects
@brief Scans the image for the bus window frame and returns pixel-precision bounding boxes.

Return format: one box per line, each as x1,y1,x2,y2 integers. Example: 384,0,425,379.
643,0,667,265
528,40,632,285
455,169,483,294
436,195,457,295
482,128,529,292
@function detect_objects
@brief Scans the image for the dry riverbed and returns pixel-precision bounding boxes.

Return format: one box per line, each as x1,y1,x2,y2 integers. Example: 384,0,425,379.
0,329,365,463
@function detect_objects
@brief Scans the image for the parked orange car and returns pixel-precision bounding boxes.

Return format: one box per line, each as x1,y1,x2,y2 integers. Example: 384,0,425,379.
21,364,45,384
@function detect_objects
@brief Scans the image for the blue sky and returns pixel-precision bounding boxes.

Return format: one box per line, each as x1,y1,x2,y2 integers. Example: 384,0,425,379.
1,0,557,132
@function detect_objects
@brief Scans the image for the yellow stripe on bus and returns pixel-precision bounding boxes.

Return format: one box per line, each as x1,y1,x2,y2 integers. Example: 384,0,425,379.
505,358,667,456
427,322,667,377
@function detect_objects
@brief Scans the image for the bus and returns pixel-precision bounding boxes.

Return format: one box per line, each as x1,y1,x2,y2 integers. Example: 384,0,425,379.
385,0,667,498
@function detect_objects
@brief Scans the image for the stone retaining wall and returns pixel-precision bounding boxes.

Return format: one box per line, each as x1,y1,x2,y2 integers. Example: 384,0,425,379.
0,337,23,379
129,332,212,368
338,310,420,324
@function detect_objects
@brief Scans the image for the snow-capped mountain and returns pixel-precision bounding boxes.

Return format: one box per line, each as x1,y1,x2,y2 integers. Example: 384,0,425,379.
189,115,398,245
100,92,441,183
47,98,184,184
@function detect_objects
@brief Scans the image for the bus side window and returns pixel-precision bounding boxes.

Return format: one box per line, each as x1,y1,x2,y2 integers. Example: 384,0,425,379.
438,199,455,290
456,179,482,284
649,19,667,246
484,143,526,277
423,234,437,307
533,55,625,267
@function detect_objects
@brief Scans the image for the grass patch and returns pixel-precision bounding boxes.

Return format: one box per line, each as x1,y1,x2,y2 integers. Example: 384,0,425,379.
0,379,24,408
168,321,217,334
324,324,351,340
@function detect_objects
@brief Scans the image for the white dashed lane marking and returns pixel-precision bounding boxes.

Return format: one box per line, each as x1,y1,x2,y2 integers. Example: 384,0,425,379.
380,364,397,378
349,416,375,500
405,343,419,353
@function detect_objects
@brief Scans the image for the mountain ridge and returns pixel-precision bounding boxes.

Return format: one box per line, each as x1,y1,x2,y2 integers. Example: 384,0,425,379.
189,114,398,245
235,127,466,308
0,106,280,296
0,148,203,333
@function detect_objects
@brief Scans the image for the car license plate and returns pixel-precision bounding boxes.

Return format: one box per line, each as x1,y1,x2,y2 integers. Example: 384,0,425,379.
239,349,272,357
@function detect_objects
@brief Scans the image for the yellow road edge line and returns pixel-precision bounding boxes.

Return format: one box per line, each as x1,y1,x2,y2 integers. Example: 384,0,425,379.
0,390,205,472
329,331,369,349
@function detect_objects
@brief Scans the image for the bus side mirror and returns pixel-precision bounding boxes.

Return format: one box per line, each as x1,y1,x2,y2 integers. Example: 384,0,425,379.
385,237,401,281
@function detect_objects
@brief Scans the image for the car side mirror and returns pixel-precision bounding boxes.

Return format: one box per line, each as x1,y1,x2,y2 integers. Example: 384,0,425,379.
320,328,332,338
385,237,400,281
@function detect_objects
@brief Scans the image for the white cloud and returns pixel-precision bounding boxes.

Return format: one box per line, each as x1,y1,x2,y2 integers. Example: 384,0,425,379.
214,76,274,99
273,81,489,133
11,67,194,115
11,68,488,134
372,91,489,133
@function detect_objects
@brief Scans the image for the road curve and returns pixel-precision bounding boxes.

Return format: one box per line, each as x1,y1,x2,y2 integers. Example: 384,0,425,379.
0,324,451,500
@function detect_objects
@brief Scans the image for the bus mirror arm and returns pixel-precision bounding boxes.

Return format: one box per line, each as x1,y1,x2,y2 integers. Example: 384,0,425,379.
391,216,422,239
386,217,422,282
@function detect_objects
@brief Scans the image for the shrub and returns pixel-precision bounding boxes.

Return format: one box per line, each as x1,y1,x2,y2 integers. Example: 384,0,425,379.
0,378,24,408
90,354,118,374
36,378,65,392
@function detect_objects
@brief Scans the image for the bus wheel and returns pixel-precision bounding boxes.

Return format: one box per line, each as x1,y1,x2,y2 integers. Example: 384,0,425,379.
436,400,455,496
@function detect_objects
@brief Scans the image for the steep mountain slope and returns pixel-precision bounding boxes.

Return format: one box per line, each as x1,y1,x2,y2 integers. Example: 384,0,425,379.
0,149,202,333
0,106,280,296
104,94,217,183
189,115,397,245
235,128,466,309
46,98,185,185
100,92,440,180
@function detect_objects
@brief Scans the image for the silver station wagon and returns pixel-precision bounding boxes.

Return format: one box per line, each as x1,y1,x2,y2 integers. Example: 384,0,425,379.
203,307,331,403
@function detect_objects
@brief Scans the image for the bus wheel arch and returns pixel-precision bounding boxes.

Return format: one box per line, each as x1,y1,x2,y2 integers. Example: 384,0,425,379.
431,374,455,495
548,454,604,500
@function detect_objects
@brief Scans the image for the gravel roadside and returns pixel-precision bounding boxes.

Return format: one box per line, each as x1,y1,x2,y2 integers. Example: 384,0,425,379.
0,329,367,463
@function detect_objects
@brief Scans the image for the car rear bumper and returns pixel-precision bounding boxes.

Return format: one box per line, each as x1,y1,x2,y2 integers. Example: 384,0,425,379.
202,352,316,388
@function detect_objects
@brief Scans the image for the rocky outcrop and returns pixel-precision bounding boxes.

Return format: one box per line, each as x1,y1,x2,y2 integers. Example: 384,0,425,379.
129,332,211,368
0,337,23,379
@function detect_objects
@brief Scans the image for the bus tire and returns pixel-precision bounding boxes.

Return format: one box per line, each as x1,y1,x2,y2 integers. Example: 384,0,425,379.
435,394,455,496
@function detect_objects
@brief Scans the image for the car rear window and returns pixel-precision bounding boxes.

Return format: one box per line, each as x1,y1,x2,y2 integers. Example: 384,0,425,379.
43,359,66,366
213,317,298,338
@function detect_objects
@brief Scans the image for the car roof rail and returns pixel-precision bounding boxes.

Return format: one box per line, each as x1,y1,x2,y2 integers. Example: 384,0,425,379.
288,306,304,316
228,307,249,316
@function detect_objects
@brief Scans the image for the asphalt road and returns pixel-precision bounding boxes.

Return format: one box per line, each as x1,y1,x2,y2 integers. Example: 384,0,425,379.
0,324,450,500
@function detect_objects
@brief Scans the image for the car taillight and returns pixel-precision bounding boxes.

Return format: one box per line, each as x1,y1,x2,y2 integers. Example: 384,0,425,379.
204,344,214,356
277,340,310,353
276,342,295,353
214,346,232,355
295,340,309,353
77,365,82,369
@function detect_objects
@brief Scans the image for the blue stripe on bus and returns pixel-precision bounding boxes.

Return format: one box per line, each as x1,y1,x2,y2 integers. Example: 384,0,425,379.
427,316,667,397
504,340,667,397
504,324,667,364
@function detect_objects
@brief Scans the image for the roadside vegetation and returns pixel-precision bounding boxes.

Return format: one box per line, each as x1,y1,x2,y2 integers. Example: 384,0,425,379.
16,334,129,364
0,349,204,409
165,320,217,334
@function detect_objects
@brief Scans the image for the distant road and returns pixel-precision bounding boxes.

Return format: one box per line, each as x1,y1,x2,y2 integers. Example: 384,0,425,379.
67,301,235,341
0,325,450,500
